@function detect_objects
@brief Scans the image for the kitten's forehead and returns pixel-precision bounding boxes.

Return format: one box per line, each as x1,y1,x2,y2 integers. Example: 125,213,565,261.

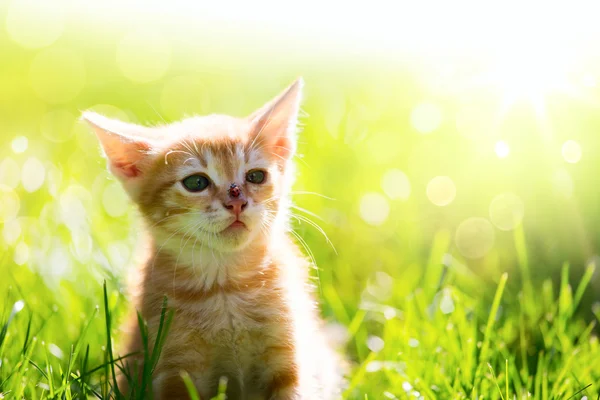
169,134,267,186
204,139,246,183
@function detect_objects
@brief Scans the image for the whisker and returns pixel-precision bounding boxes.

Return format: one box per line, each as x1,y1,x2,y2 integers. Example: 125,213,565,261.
164,149,194,165
173,219,207,288
180,139,200,160
290,205,325,222
271,145,310,169
288,229,322,294
146,100,168,124
290,212,337,255
150,219,199,276
289,191,337,201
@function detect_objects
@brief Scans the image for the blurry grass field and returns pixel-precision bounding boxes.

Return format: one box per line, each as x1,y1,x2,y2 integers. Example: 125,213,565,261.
2,1,600,399
2,233,600,399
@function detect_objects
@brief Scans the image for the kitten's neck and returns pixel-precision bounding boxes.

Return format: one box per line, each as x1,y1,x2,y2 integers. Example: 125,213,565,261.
148,228,276,290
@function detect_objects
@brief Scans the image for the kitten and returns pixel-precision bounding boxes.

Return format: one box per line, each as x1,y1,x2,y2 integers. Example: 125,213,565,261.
83,79,343,399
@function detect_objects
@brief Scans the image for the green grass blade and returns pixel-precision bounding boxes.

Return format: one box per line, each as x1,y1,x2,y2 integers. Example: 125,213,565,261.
180,371,200,400
572,263,595,312
103,281,121,400
487,363,506,400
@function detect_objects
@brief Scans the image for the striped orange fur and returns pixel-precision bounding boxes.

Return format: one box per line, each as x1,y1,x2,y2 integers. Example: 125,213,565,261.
83,79,343,399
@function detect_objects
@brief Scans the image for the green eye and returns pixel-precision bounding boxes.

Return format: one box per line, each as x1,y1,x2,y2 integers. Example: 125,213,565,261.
182,174,210,192
246,170,266,184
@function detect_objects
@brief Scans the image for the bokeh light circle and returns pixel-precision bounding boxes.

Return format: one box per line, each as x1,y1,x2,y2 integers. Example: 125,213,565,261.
366,336,385,352
14,242,29,266
0,158,21,188
46,164,63,198
40,109,76,143
11,136,28,153
6,0,65,49
360,193,390,226
455,217,495,259
494,140,510,158
410,102,442,134
102,181,130,217
30,48,86,104
21,157,46,193
381,169,411,200
552,168,574,199
117,29,171,83
426,176,456,206
0,185,20,222
561,140,582,164
2,218,21,245
489,192,525,231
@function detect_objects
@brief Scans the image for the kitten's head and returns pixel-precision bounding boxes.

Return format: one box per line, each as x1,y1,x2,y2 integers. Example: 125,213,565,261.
84,79,303,252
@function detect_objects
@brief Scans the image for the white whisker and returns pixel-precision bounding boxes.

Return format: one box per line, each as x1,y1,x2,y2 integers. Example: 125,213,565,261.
290,212,337,255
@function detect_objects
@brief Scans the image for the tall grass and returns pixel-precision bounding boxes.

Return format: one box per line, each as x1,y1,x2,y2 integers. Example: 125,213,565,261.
1,232,599,399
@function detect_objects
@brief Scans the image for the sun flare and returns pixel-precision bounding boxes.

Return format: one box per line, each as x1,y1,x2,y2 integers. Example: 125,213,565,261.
483,46,573,112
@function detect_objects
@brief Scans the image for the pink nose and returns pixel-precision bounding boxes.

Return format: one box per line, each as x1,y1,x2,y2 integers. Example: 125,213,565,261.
223,198,248,217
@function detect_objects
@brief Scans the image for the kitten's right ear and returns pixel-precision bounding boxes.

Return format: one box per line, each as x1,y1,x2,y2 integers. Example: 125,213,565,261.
81,111,157,197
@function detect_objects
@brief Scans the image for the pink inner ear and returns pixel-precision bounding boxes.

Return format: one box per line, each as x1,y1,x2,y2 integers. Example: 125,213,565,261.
113,161,142,178
274,135,294,159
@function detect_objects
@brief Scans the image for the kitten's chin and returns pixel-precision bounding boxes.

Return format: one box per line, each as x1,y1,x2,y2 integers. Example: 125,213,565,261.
204,222,261,252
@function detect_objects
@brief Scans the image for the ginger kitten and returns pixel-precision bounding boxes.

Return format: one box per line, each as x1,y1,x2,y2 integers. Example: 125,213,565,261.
83,79,342,399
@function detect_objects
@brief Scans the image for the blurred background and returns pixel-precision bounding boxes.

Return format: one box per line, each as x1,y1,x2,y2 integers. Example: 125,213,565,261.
2,0,600,397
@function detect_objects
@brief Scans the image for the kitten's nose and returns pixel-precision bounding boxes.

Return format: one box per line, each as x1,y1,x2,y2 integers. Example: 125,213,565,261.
223,198,248,217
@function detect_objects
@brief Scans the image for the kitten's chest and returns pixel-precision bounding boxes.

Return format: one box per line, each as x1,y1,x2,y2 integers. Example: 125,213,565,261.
178,290,280,388
184,288,274,339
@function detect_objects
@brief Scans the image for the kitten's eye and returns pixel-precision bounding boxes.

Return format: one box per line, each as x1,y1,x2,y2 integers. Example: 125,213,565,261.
246,170,266,184
182,174,210,192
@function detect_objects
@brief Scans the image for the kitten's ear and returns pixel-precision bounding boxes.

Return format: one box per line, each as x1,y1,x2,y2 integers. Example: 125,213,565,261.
81,111,157,197
248,78,303,160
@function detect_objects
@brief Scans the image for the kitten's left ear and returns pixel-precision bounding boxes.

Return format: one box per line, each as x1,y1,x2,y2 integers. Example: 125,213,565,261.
248,77,303,160
81,111,159,199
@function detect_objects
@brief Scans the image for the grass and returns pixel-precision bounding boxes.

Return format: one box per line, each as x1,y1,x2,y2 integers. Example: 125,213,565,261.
1,228,599,399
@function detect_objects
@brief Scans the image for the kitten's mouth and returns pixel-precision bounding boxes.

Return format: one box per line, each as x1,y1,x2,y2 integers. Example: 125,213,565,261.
227,220,247,229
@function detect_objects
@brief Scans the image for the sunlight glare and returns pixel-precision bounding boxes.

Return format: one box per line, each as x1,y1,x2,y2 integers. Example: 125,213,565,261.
582,74,597,88
485,45,570,111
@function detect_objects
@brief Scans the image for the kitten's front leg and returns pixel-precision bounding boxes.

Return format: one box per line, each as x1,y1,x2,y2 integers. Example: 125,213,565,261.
269,386,301,400
265,366,302,400
154,371,214,400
